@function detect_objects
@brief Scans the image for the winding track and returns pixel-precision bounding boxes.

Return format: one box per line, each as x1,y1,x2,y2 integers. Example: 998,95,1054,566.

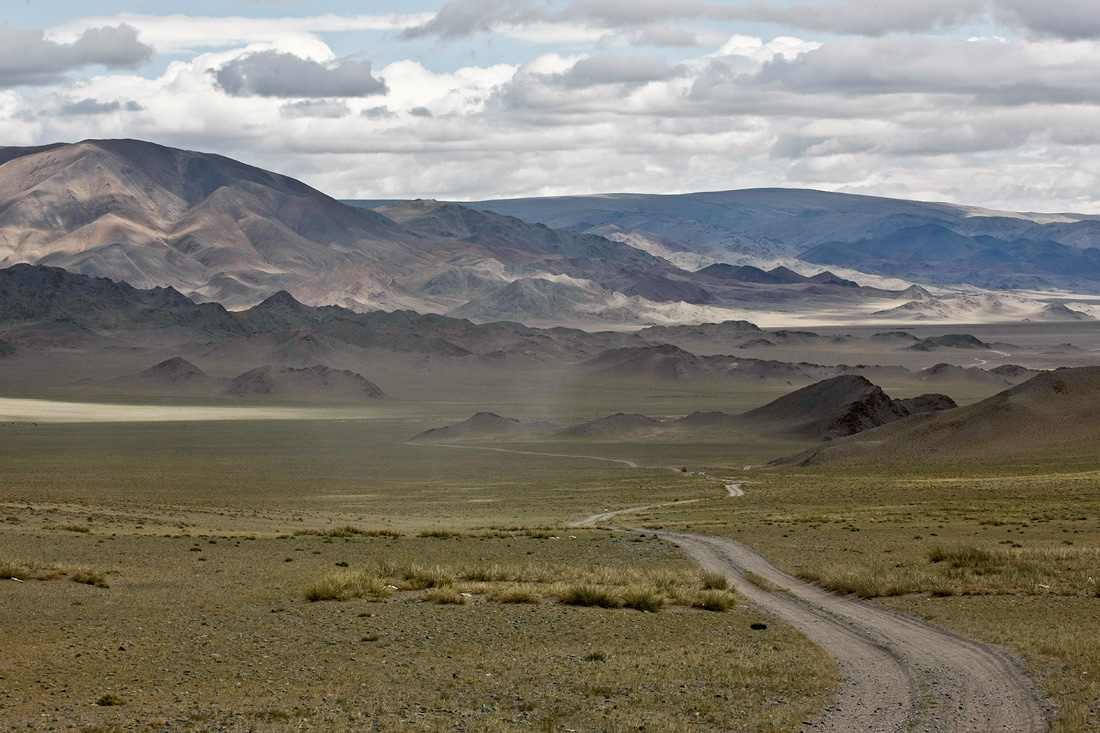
419,442,1048,730
658,530,1048,732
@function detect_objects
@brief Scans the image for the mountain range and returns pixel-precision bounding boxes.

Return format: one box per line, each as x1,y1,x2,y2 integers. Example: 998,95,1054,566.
3,138,1097,329
454,189,1100,293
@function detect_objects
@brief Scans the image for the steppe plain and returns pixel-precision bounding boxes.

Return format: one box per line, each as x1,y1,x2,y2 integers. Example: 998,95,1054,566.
2,318,1099,731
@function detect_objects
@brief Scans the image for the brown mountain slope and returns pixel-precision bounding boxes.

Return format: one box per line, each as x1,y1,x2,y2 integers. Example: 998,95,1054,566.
0,139,474,310
786,366,1100,466
744,374,955,439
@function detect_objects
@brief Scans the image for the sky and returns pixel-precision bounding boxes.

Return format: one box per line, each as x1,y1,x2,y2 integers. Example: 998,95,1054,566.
2,1,1099,212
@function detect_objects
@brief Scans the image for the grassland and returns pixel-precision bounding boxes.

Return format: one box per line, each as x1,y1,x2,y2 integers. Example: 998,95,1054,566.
2,332,1097,731
630,461,1100,731
0,411,835,731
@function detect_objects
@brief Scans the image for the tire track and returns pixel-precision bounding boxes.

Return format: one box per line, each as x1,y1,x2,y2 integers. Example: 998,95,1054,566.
655,530,1049,732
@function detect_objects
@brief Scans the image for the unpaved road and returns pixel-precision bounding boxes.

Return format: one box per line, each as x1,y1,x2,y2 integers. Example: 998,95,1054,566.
417,442,641,468
567,499,701,527
657,530,1049,732
419,442,1048,730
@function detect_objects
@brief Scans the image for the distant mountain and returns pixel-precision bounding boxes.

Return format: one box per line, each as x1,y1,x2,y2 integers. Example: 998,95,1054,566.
785,367,1100,465
224,364,387,400
743,374,955,439
0,140,735,323
460,189,1100,292
0,139,448,310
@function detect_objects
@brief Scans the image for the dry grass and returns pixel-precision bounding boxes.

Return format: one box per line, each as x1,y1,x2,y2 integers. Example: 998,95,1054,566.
305,558,739,613
0,556,107,586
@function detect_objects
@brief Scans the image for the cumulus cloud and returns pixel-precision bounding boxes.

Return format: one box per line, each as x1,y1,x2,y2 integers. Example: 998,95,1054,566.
280,99,350,118
0,24,153,87
996,0,1100,41
57,98,145,116
400,0,549,40
401,0,990,42
213,50,387,98
730,0,986,37
558,54,684,88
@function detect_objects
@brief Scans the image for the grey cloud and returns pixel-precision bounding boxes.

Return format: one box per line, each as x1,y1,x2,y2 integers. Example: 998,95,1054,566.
625,24,698,47
361,106,397,119
996,0,1100,40
280,99,351,118
409,106,434,117
400,0,549,41
752,38,1100,106
565,0,734,25
401,0,988,42
560,54,684,88
731,0,986,36
214,51,387,98
0,24,153,88
56,98,145,116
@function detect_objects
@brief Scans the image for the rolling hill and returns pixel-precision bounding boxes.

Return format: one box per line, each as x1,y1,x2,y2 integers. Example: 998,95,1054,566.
784,367,1100,465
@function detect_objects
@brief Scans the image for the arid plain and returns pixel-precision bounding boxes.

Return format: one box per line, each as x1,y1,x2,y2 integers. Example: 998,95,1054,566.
2,317,1098,731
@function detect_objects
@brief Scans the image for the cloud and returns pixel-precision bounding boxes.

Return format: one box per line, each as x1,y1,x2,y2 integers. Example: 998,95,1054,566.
213,51,387,98
47,13,433,54
57,98,145,116
558,54,684,88
996,0,1100,41
280,99,350,118
730,0,987,37
400,0,989,43
361,105,397,119
400,0,549,41
0,24,153,87
408,106,433,117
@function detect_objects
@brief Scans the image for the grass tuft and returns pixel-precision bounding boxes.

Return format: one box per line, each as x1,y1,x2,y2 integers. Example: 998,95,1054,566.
560,584,623,609
693,589,736,612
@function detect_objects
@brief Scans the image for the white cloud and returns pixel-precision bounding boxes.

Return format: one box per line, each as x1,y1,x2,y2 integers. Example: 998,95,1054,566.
1,8,1099,214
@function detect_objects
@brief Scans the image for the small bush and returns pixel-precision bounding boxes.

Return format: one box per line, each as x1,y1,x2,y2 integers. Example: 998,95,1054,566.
71,568,108,588
418,529,469,539
560,584,623,609
305,570,392,602
95,694,124,706
492,585,542,604
621,587,664,613
63,524,91,533
583,651,607,662
700,570,729,590
693,590,735,612
402,564,455,589
424,587,467,604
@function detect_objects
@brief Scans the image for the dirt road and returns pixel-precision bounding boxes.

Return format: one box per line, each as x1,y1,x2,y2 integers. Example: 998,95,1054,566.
657,530,1049,732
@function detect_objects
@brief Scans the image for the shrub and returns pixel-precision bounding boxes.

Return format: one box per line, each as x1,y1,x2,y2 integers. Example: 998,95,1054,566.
424,587,467,604
71,568,109,588
305,570,392,602
560,584,623,609
95,694,124,706
621,586,664,613
693,590,735,612
700,570,729,590
402,564,455,589
492,585,542,604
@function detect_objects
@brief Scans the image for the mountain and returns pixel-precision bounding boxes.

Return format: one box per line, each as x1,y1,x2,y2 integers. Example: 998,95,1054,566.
0,139,454,310
743,374,956,439
461,189,1100,293
1,140,733,322
786,367,1100,465
411,412,563,442
107,357,217,391
224,364,387,400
